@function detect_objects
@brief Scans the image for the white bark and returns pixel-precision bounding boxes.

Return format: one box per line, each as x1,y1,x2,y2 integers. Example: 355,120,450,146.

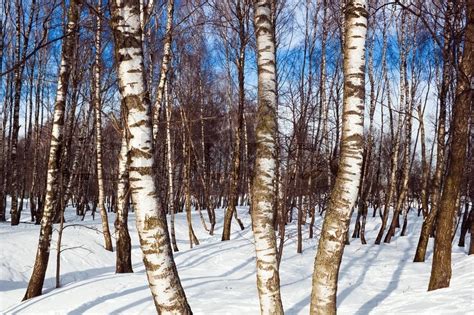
24,0,80,300
94,0,113,252
310,0,367,313
320,0,330,190
165,82,179,252
252,1,284,314
110,0,190,312
374,5,404,245
152,0,174,142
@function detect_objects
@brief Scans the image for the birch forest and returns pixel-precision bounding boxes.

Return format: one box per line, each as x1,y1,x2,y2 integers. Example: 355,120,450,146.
0,0,473,314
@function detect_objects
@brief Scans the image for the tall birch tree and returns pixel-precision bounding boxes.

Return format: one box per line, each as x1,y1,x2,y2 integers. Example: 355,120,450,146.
152,0,174,142
310,0,367,313
221,0,250,241
93,0,113,252
23,0,80,300
109,0,191,312
165,82,179,252
10,0,37,225
115,130,133,273
251,0,284,313
374,7,405,245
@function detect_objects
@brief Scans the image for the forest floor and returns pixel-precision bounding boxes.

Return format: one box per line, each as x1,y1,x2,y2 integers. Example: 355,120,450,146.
0,202,473,314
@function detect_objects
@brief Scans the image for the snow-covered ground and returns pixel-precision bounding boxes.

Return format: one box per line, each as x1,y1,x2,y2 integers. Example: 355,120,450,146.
0,204,473,314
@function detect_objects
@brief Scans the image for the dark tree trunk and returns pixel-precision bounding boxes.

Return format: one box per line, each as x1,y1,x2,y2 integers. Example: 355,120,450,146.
428,0,473,290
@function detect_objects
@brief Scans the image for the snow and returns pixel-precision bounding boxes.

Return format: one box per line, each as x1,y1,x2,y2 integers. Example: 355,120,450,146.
0,204,473,314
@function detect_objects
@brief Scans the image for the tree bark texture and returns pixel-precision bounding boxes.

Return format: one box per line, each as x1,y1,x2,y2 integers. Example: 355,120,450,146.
110,0,191,312
310,1,367,313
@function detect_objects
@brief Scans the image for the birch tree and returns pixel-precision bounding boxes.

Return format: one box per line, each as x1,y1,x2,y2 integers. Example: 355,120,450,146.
93,0,113,252
29,47,47,224
109,0,191,312
10,0,37,225
165,82,179,252
23,0,80,300
152,0,174,142
115,130,133,273
221,0,251,241
310,0,367,313
374,7,405,245
251,0,284,313
384,10,412,243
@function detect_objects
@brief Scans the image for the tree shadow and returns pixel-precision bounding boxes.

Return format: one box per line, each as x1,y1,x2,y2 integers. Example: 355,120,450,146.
5,273,121,314
178,240,251,271
4,263,142,314
68,284,149,314
180,255,255,295
0,280,28,291
109,296,151,314
285,292,310,314
337,242,385,305
353,238,414,314
46,262,143,289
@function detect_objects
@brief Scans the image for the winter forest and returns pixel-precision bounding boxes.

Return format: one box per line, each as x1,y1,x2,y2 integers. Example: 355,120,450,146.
0,0,473,313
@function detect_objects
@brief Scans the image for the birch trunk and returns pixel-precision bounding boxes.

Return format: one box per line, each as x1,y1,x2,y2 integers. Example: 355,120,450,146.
320,0,330,192
310,1,367,313
353,1,378,244
182,114,199,248
115,130,133,273
93,0,113,251
29,50,46,223
53,44,82,223
165,82,179,252
222,1,247,240
374,7,402,245
21,46,37,221
110,0,191,312
384,12,411,243
10,0,36,225
9,0,23,225
23,0,80,300
417,101,429,219
152,0,174,142
200,95,215,232
429,0,473,290
251,1,284,313
63,103,91,219
243,112,251,207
